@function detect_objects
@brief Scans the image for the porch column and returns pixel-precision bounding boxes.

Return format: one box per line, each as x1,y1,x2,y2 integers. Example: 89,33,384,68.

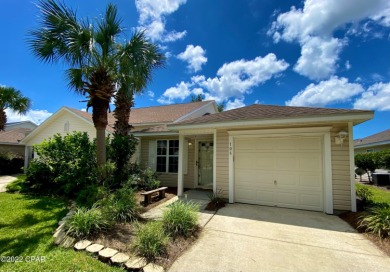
178,133,184,196
24,146,29,172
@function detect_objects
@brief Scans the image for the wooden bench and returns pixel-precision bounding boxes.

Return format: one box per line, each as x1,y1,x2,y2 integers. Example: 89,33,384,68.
140,187,168,206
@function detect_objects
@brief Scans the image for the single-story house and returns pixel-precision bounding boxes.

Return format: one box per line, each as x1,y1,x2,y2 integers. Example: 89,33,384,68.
0,121,37,157
21,101,374,214
354,128,390,154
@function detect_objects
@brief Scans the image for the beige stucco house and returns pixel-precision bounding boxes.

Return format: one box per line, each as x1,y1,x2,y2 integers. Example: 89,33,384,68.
21,101,373,214
354,128,390,154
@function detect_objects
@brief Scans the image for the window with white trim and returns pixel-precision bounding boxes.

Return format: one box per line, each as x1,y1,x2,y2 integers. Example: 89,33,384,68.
156,140,179,173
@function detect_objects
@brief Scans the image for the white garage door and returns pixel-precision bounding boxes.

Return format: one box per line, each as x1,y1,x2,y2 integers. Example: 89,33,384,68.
234,136,324,211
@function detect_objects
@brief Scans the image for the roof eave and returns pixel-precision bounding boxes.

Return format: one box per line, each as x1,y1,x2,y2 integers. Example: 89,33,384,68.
354,140,390,149
167,112,374,131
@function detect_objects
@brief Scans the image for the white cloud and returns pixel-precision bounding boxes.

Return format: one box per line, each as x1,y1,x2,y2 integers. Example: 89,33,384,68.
198,53,289,101
135,0,187,42
158,53,289,105
157,81,192,104
177,45,208,73
147,90,155,98
225,99,245,110
5,109,52,125
354,82,390,111
269,0,390,80
286,76,364,107
294,37,344,80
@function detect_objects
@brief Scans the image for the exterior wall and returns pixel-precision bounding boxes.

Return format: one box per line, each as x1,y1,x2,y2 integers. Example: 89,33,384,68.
331,123,351,211
214,123,353,211
0,144,25,157
24,111,96,146
355,144,390,154
215,129,229,198
140,135,196,188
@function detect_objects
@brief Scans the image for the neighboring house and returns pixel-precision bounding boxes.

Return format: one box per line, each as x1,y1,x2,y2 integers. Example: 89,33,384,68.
4,121,37,131
354,128,390,154
21,101,374,214
0,121,38,157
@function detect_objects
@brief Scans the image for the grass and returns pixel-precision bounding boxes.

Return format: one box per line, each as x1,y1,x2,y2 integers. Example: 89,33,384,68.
356,183,390,205
5,174,27,193
0,193,123,272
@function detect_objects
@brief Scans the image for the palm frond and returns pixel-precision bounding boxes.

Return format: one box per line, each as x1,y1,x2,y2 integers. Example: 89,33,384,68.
0,86,31,114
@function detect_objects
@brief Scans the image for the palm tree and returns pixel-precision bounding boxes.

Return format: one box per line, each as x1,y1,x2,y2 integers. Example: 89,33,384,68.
114,32,165,136
29,0,145,168
0,86,31,131
110,33,164,184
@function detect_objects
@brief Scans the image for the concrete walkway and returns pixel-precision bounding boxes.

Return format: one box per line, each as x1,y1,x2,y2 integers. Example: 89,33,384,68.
169,204,390,272
0,175,18,192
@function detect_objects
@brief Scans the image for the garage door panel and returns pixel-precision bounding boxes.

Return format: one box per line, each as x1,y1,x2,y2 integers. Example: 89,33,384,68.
234,136,323,212
296,138,321,150
276,191,298,206
299,175,322,188
299,156,321,171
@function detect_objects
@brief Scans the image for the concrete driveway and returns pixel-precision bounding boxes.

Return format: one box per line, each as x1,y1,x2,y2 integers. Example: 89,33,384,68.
0,175,18,192
169,204,390,272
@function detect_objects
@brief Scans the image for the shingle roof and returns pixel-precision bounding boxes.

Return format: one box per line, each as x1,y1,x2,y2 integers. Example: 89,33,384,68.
65,100,213,132
172,104,372,126
354,129,390,147
0,128,31,144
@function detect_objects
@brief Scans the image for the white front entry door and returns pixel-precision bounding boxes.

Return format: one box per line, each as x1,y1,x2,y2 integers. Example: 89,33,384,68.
234,136,324,211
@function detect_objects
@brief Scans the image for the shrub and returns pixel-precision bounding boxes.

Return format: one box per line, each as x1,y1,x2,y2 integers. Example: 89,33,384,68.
25,160,55,193
132,221,169,260
65,207,111,239
76,184,108,208
356,184,373,206
128,166,160,191
26,132,97,196
108,134,138,188
359,206,390,238
5,175,27,193
206,189,226,211
96,187,139,222
377,149,390,170
162,201,199,237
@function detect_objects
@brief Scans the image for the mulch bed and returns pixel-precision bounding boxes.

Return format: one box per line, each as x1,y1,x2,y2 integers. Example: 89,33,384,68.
90,187,201,269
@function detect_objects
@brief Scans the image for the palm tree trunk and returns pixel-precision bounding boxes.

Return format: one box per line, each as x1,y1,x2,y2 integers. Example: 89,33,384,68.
92,97,109,169
0,109,6,131
113,91,133,136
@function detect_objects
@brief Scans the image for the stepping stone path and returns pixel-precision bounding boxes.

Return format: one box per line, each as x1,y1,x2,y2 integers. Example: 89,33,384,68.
110,253,130,265
143,263,165,272
125,257,147,270
74,240,92,251
53,208,165,271
98,248,118,262
86,243,104,254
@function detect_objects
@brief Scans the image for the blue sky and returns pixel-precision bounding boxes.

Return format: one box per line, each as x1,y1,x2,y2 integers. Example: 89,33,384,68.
1,0,389,139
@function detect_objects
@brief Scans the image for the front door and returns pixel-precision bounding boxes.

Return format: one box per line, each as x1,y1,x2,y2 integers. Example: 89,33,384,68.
197,141,213,187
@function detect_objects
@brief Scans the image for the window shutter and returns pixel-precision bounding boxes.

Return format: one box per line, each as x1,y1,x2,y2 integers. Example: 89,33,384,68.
183,140,188,175
148,140,156,170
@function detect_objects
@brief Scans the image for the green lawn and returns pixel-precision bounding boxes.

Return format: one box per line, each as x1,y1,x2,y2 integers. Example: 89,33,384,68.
356,183,390,205
0,193,123,272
